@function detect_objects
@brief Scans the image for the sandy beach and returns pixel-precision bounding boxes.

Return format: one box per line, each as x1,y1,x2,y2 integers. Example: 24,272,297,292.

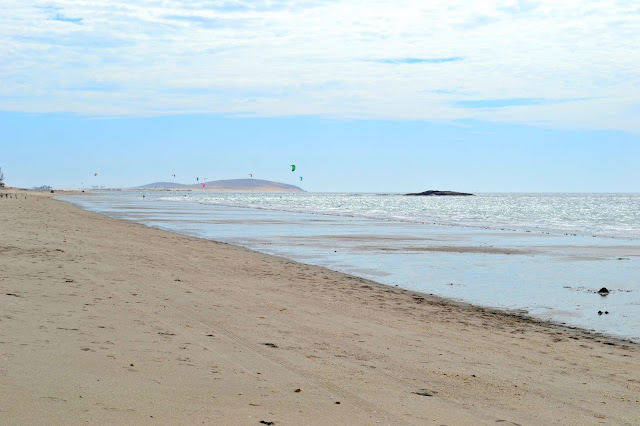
1,192,639,425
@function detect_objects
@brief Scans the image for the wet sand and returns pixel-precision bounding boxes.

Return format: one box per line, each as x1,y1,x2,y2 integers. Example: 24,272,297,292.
1,192,639,424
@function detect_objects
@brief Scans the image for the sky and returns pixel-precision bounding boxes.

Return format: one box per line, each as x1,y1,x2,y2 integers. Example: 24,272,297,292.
1,0,639,192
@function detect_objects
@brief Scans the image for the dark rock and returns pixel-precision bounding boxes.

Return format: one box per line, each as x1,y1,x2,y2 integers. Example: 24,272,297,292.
405,190,474,196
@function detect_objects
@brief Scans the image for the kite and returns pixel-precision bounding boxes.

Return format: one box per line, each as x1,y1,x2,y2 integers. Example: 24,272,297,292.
196,177,199,181
202,183,205,187
249,173,253,177
94,173,97,177
291,165,296,172
300,177,303,181
172,174,176,178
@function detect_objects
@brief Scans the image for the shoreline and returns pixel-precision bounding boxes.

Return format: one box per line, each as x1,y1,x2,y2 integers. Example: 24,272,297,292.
59,194,640,346
63,191,640,341
23,189,640,241
2,192,639,424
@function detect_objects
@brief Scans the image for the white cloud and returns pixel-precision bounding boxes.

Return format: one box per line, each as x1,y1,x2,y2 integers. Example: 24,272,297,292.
1,0,639,131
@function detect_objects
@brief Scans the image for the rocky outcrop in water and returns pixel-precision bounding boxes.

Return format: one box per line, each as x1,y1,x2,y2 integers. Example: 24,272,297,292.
405,190,474,196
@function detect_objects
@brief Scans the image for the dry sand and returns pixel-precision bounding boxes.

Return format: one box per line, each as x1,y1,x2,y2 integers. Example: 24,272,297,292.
1,192,639,425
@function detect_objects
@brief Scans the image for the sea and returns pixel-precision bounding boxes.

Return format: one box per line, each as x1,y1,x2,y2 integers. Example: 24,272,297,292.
60,192,640,342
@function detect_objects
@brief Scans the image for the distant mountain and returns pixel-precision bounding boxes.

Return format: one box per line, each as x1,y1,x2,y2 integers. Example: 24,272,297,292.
135,179,304,192
136,181,189,189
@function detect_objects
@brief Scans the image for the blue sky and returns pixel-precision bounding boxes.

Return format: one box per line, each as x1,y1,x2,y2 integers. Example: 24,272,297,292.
1,1,639,191
3,112,638,192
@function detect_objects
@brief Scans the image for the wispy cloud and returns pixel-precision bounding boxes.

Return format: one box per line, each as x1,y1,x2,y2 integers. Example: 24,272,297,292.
0,0,639,132
370,57,464,64
162,14,249,28
456,98,563,108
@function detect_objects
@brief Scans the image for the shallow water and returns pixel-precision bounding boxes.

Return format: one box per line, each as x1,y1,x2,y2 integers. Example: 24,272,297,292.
60,192,640,341
158,192,640,240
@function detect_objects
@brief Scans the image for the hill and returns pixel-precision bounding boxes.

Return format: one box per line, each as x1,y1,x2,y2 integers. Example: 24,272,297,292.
136,182,189,189
135,179,304,192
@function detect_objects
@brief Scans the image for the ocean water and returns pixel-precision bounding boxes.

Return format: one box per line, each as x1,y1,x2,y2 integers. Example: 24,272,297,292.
60,192,640,341
159,192,640,240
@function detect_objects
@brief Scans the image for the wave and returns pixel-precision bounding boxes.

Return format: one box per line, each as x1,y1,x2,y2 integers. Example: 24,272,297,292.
156,193,640,240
